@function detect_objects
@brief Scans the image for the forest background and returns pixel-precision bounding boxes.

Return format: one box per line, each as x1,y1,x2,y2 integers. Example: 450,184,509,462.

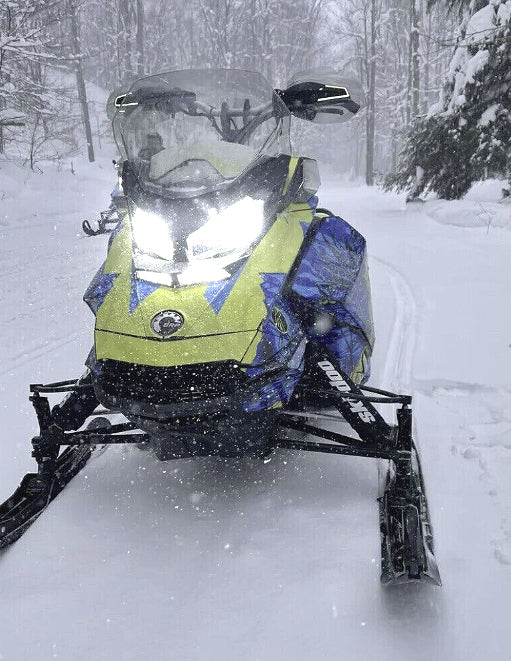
0,0,509,198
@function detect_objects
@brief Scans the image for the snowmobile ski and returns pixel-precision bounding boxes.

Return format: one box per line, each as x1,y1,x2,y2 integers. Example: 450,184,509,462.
378,430,441,586
82,219,103,236
279,347,441,586
0,445,91,549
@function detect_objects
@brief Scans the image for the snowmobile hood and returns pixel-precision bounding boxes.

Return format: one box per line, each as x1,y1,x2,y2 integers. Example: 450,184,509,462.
85,157,319,368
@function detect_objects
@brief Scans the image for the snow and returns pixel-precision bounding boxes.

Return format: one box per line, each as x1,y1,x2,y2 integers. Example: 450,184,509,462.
497,0,511,24
466,5,496,43
442,0,509,117
424,178,510,231
448,45,466,79
1,158,511,659
427,99,443,117
478,103,501,126
450,71,467,111
465,49,490,83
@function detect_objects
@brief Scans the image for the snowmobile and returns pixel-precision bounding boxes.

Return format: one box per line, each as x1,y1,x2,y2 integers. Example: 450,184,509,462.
82,160,127,236
0,68,441,586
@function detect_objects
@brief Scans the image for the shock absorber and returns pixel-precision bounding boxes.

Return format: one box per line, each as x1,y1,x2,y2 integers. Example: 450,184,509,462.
51,370,100,431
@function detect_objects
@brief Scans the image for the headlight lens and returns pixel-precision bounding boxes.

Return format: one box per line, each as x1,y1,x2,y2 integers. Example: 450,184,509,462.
187,197,265,261
131,207,174,261
132,196,265,287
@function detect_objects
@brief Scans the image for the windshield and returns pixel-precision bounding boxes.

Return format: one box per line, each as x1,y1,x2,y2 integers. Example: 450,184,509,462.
112,69,291,198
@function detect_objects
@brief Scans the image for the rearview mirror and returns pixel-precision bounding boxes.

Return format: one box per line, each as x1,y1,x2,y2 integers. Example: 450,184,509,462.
106,86,128,120
277,69,365,124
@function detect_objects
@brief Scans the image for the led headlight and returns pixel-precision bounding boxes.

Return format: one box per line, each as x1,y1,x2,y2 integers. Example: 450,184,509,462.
187,197,265,261
133,197,265,288
131,206,174,261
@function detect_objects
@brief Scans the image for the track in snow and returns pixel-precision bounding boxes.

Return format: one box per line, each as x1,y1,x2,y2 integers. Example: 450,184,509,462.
374,258,417,392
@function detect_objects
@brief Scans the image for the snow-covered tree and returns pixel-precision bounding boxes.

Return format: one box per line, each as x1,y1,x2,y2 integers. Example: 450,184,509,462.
386,0,511,199
0,1,63,154
0,0,466,172
0,1,91,164
324,0,457,181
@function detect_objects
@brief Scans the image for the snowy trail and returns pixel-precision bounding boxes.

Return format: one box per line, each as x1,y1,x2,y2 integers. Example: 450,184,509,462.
0,259,410,661
373,258,417,391
1,163,510,660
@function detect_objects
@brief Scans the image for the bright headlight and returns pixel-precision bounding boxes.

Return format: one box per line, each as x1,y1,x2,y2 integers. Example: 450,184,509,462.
187,197,265,261
131,207,174,261
133,197,266,288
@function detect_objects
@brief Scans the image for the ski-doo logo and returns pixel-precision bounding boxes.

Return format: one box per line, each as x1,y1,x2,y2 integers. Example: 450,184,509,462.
151,310,184,337
318,361,375,423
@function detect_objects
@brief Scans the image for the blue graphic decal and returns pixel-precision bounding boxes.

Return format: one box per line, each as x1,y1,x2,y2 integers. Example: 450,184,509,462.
260,272,286,309
307,195,319,211
300,221,310,237
242,272,307,411
243,368,303,412
248,272,287,364
129,267,159,314
204,263,245,314
242,202,374,411
290,213,373,383
292,216,366,302
323,325,367,380
84,266,119,313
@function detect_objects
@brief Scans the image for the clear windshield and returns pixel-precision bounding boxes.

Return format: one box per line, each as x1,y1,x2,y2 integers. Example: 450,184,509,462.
112,69,291,198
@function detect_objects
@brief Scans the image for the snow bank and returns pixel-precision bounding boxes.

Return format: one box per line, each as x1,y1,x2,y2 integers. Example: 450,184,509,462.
497,0,511,23
0,153,116,228
424,179,510,230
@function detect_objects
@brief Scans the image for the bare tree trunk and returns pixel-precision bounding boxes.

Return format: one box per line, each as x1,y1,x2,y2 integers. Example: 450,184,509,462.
29,113,41,171
136,0,144,76
423,4,431,113
366,0,377,186
391,126,397,171
69,0,95,162
411,0,420,117
407,0,420,122
119,0,134,83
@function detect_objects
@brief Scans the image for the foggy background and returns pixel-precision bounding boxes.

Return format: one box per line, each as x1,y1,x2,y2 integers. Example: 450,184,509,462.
0,0,460,182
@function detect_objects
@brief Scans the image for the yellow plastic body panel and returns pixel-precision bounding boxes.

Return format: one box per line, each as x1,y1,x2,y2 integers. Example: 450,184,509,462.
94,169,315,368
95,329,259,367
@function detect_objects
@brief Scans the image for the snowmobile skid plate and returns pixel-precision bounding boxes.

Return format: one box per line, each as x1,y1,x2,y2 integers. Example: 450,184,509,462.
0,352,441,587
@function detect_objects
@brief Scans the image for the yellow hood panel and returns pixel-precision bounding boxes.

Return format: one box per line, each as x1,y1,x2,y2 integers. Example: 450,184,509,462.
94,200,313,367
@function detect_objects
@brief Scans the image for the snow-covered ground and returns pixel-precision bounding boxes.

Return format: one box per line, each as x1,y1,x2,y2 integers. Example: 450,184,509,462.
0,158,510,660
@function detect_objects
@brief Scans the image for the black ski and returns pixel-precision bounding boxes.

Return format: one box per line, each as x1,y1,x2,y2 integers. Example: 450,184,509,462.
82,219,103,236
379,441,441,586
284,345,442,586
82,203,121,236
0,445,91,549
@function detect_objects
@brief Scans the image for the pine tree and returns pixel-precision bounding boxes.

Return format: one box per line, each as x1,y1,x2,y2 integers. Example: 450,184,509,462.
386,0,511,199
